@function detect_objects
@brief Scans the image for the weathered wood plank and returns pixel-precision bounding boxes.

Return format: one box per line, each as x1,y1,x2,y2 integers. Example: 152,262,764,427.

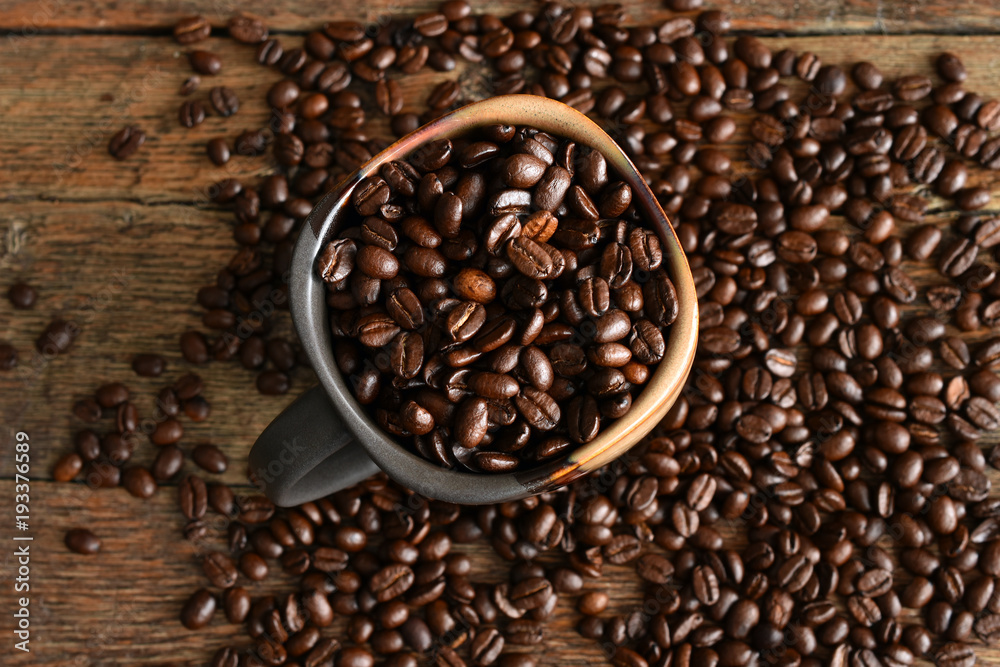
0,0,998,36
1,34,1000,204
3,7,1000,666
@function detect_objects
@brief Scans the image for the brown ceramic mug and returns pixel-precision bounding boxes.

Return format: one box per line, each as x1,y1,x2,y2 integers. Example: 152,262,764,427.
249,95,699,506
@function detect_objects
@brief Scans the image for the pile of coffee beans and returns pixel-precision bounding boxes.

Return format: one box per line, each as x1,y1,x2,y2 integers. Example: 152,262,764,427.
319,126,676,471
29,0,1000,666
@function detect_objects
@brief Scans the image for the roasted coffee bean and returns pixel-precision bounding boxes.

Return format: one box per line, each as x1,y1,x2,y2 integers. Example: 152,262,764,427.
203,552,238,588
8,282,37,309
179,475,208,520
934,643,975,667
188,50,221,76
108,125,145,160
192,444,228,474
65,528,101,554
131,353,166,377
174,15,210,44
228,13,268,43
0,344,17,370
122,466,157,499
370,564,414,602
180,589,216,629
209,86,240,117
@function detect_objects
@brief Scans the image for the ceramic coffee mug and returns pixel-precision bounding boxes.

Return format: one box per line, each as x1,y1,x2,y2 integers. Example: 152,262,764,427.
249,94,698,507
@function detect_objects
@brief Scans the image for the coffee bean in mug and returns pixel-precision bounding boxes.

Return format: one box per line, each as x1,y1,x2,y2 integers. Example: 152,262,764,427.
316,124,678,473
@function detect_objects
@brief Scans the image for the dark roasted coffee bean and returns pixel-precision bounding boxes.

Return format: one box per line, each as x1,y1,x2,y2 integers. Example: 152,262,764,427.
179,475,208,520
108,125,145,160
203,551,238,588
228,13,268,43
65,528,101,554
188,49,221,75
131,353,165,377
7,283,37,309
174,15,210,44
122,466,157,499
209,86,240,116
180,588,216,629
192,444,228,474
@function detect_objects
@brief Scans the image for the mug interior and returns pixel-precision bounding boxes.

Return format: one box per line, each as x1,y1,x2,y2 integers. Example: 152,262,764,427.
292,95,698,504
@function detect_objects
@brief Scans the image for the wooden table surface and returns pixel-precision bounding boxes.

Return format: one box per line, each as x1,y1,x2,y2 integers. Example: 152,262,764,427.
1,1,1000,665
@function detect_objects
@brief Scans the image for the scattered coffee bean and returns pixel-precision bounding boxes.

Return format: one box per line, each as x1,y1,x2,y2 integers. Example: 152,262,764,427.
7,282,37,309
180,588,216,629
132,353,166,377
188,50,221,75
228,13,268,44
209,87,240,117
108,125,145,160
174,15,211,44
192,444,228,474
0,343,17,371
65,528,101,554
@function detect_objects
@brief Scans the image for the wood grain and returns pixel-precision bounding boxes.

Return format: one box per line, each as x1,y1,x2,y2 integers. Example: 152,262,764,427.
2,6,1000,667
1,0,1000,36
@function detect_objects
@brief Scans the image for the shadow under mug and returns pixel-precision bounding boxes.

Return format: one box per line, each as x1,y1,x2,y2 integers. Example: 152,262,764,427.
249,94,699,507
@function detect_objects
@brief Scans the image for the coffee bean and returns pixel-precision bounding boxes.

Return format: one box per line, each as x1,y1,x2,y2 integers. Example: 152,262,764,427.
174,15,211,44
130,353,165,377
180,588,216,629
188,50,221,75
203,552,238,588
852,61,883,89
65,528,101,554
934,643,975,667
506,236,556,279
509,577,552,611
108,125,145,160
179,76,200,95
122,467,157,499
370,563,414,602
503,154,547,188
179,475,208,520
894,74,932,101
7,282,37,309
209,87,240,117
228,13,268,43
178,100,206,128
191,444,228,474
180,331,209,364
239,552,269,581
52,451,83,481
0,343,17,371
936,52,967,82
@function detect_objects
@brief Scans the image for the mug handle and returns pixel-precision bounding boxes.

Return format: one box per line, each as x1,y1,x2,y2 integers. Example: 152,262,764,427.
248,385,381,507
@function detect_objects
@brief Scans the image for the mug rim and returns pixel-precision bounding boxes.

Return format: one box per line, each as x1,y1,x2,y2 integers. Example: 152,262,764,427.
291,94,699,504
